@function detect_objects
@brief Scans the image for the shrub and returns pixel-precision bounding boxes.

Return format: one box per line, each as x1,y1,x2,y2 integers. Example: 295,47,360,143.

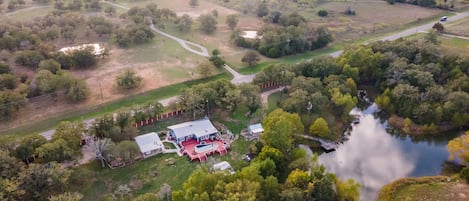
317,10,328,17
116,69,143,90
460,167,469,183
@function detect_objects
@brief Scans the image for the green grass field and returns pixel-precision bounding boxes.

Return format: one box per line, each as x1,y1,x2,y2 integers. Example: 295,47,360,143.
445,18,469,37
378,176,469,201
68,153,199,201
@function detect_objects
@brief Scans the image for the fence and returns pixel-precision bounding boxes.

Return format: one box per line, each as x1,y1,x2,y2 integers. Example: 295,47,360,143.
133,109,185,128
259,82,283,91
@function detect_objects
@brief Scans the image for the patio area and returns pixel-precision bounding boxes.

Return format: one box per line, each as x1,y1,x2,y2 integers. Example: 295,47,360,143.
180,139,230,162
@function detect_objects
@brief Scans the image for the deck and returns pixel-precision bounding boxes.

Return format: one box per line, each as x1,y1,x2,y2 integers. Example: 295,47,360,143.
180,139,230,162
296,134,339,151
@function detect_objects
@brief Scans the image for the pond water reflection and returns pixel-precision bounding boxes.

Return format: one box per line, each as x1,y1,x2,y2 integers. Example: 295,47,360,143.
318,104,460,201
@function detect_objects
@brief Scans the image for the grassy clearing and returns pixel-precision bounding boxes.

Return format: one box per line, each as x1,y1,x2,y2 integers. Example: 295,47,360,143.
445,18,469,37
440,36,469,57
267,91,282,112
68,153,199,201
378,176,469,201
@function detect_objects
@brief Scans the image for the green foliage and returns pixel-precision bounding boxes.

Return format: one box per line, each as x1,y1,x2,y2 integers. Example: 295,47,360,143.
49,192,83,201
14,134,47,164
261,109,304,153
196,61,217,78
242,50,260,67
116,26,155,47
0,90,27,120
116,69,143,90
65,79,90,103
19,162,72,200
134,193,159,201
336,178,361,201
198,14,218,34
256,3,269,17
460,167,469,183
209,55,225,68
309,117,330,138
38,59,61,74
447,131,469,165
70,47,97,68
175,14,193,32
226,14,239,30
14,50,45,68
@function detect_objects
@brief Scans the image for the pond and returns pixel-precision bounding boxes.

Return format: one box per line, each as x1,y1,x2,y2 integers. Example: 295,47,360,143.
318,103,462,201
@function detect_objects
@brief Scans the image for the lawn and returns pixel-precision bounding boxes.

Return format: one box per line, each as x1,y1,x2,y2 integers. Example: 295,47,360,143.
440,36,469,57
68,154,199,201
378,176,469,201
445,18,469,37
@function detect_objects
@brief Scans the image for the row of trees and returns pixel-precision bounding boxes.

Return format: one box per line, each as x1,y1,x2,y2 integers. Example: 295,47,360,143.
231,12,333,58
177,79,261,119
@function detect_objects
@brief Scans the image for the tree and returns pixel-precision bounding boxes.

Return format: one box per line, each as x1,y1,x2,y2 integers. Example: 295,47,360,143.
115,140,140,164
336,178,360,201
70,47,97,68
104,6,116,16
256,3,269,17
175,14,193,32
432,22,444,33
49,192,83,201
447,131,469,165
35,139,75,162
158,183,172,201
134,193,159,201
52,121,84,156
198,14,217,34
19,162,72,200
262,109,304,153
38,59,61,74
226,14,239,30
92,138,116,167
65,79,90,103
196,61,216,78
242,50,260,67
0,150,22,178
14,50,45,68
239,83,262,114
116,69,143,90
209,55,225,68
424,30,440,45
189,0,198,7
0,90,27,120
15,134,47,164
317,10,328,17
309,118,329,138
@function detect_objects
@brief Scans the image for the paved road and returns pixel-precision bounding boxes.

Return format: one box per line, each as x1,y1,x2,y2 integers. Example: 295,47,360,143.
328,11,469,58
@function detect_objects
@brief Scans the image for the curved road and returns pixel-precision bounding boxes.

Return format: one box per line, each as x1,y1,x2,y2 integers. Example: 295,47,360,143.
39,3,469,139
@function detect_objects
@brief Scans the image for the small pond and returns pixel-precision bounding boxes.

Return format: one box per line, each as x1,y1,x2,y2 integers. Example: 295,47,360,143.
318,103,462,201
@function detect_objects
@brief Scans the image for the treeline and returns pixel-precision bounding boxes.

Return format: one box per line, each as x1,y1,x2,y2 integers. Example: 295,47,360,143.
336,37,469,133
385,0,454,9
253,56,358,139
231,12,332,58
169,108,360,201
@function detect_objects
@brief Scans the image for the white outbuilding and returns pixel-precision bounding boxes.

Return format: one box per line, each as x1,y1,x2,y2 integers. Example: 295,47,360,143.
135,132,164,158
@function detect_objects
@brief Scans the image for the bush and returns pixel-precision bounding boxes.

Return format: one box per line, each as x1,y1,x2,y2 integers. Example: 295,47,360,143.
461,167,469,183
317,10,328,17
116,69,143,90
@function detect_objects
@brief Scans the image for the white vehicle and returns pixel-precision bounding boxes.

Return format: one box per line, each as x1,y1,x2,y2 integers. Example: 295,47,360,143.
440,16,448,22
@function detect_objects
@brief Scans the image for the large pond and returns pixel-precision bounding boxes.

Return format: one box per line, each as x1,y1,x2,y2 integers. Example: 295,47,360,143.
318,103,462,201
